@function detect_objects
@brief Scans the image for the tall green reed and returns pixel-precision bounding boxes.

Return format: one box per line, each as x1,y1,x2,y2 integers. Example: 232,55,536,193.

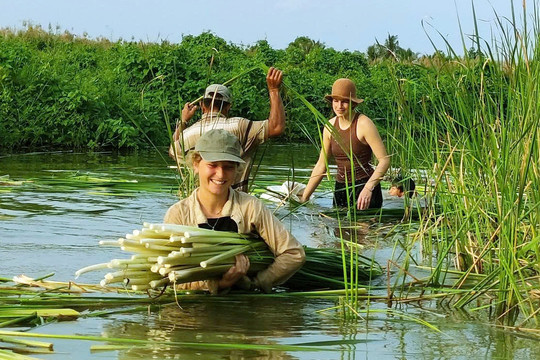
387,0,539,325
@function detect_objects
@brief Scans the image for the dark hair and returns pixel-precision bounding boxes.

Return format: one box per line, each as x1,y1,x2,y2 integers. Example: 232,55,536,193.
202,98,229,112
392,175,416,198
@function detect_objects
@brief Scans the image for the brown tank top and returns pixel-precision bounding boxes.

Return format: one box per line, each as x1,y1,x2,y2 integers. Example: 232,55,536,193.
330,114,374,183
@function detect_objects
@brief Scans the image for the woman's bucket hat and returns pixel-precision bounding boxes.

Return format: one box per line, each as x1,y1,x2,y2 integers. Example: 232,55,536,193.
324,78,364,104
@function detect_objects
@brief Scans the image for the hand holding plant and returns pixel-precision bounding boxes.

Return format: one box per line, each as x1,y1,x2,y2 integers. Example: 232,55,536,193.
181,102,198,124
218,254,250,289
266,67,283,91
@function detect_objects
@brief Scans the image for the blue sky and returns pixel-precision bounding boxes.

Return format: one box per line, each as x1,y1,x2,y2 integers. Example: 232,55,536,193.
0,0,525,55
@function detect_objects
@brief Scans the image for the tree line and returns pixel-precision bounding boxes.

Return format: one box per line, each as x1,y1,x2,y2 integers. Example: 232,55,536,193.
0,25,475,150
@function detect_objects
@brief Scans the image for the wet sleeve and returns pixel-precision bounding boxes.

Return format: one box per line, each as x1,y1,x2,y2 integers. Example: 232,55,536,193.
249,199,306,292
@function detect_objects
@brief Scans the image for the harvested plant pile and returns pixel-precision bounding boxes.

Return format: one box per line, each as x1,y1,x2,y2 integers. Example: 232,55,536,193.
76,223,382,292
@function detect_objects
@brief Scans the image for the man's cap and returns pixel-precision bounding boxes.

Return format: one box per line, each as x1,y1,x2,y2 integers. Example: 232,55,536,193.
204,84,232,103
195,129,245,164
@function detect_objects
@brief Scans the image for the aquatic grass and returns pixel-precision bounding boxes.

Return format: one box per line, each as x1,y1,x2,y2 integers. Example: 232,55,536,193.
385,0,539,325
0,313,37,328
4,171,176,195
0,348,41,359
316,305,441,332
0,337,53,350
0,308,79,320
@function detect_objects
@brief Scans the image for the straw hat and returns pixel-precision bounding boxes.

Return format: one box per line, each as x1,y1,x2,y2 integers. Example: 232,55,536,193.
324,78,364,104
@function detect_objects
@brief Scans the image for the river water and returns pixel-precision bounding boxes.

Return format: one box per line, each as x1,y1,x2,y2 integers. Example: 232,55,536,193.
0,146,537,359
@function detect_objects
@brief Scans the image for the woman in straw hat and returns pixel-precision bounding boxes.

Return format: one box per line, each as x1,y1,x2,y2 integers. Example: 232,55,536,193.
164,129,305,294
300,78,390,210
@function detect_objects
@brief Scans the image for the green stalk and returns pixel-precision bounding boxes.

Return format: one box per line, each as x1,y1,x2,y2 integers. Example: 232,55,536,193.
0,348,41,359
200,244,260,268
169,265,233,282
179,236,252,245
180,244,242,255
0,336,53,350
158,255,234,266
0,313,37,328
184,230,245,239
144,243,181,252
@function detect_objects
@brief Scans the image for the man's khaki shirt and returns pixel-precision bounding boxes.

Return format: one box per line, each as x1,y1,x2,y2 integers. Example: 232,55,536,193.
170,113,268,191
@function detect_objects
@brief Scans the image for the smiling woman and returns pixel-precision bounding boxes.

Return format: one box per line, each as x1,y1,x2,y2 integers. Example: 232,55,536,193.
163,129,306,294
300,78,390,210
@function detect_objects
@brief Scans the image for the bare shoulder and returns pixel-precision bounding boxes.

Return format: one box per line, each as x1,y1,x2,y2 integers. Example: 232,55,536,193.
328,116,337,126
324,116,337,137
357,114,374,126
356,114,382,144
356,114,378,133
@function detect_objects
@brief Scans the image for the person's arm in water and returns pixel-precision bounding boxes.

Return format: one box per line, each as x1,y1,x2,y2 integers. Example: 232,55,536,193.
169,102,199,158
246,198,306,292
355,115,390,210
266,67,285,137
300,123,333,202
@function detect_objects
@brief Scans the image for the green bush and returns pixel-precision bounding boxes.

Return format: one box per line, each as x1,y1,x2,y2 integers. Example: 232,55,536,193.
0,26,508,151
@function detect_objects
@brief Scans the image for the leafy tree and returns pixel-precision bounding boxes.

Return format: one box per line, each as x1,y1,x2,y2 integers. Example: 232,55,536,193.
367,34,417,62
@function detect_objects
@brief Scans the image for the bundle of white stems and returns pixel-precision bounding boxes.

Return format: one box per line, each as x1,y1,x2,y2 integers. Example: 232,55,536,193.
75,223,270,291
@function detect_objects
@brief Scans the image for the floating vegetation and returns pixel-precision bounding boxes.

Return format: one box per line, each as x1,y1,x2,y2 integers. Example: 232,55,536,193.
1,170,177,196
0,175,26,187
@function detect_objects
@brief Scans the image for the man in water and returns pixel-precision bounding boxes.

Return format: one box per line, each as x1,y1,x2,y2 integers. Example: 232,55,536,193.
389,175,416,198
169,67,285,192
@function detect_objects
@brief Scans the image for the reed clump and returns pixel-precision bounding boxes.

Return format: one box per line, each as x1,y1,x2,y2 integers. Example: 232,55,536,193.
386,1,539,325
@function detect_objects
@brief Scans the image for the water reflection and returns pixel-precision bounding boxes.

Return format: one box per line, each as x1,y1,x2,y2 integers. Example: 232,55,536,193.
102,297,358,360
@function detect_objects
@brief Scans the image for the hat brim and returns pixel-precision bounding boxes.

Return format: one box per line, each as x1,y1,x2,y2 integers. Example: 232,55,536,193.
324,94,364,104
203,95,231,103
199,151,245,164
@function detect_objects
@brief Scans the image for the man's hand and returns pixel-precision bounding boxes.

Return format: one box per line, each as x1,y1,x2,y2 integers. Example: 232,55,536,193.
173,102,199,142
266,67,283,91
266,67,285,137
181,102,198,124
